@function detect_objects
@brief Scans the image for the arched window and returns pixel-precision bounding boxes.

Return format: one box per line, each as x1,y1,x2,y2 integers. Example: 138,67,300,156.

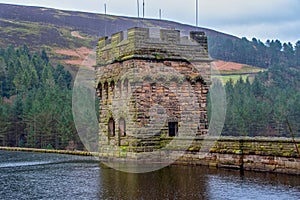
97,82,102,100
119,118,126,137
117,80,122,96
108,117,115,137
104,81,109,100
123,78,129,93
110,80,115,95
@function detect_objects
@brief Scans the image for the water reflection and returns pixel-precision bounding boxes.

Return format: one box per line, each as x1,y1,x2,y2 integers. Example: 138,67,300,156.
0,151,299,200
99,164,300,200
100,165,209,199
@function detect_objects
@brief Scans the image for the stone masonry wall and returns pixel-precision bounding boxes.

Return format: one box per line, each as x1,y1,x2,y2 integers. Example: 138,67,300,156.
175,137,300,175
94,28,300,175
95,59,211,150
94,135,300,175
95,27,212,154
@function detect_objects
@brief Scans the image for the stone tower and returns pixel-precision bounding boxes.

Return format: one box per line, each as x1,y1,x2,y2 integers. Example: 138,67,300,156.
95,27,212,154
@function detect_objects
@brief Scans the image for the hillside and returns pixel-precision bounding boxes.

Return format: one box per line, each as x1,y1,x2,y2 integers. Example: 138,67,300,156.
1,4,299,72
0,3,239,68
211,60,266,84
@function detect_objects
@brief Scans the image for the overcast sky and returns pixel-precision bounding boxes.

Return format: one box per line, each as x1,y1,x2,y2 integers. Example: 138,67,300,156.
1,0,299,44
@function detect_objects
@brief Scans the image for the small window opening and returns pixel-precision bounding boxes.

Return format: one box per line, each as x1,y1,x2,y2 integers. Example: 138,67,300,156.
123,78,129,93
168,122,178,137
104,82,109,100
108,117,115,137
97,83,102,100
119,118,126,137
110,81,115,93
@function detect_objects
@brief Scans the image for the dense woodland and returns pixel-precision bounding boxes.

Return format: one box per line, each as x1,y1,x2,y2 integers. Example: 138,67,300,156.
208,37,300,137
210,65,300,137
210,36,300,69
0,46,82,149
0,35,300,149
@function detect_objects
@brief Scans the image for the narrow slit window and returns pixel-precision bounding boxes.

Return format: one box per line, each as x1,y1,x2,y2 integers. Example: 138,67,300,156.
119,118,126,137
108,117,115,137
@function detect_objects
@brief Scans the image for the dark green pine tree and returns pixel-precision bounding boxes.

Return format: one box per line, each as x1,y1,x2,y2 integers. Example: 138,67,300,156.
295,40,300,67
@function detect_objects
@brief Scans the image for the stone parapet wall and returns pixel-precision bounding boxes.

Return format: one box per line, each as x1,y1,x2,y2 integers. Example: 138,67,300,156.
96,27,211,65
177,152,300,175
98,136,300,175
177,136,300,175
189,136,300,157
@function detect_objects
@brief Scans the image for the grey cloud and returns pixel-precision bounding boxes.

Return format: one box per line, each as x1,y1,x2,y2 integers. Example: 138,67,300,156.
0,0,299,43
217,19,300,44
201,0,300,26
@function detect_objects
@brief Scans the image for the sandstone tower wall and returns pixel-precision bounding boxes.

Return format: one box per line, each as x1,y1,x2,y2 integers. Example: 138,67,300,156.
95,27,212,152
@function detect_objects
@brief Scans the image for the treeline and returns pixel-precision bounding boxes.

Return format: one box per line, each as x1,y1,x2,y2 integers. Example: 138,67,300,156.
1,41,300,150
0,46,82,149
209,64,300,137
209,36,300,68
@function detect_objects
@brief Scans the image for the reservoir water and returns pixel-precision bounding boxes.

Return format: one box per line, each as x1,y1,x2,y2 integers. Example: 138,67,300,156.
0,150,299,200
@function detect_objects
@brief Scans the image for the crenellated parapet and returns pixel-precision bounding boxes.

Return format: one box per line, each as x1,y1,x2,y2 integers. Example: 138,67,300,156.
97,27,211,65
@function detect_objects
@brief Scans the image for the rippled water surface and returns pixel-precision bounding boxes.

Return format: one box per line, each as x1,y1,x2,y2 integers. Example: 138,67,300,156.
0,150,299,200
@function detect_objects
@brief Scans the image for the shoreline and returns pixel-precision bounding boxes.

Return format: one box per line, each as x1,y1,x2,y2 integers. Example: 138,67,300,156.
0,146,98,157
1,145,300,175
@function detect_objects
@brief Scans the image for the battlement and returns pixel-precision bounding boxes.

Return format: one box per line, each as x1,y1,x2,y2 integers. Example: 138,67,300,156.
96,27,211,65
